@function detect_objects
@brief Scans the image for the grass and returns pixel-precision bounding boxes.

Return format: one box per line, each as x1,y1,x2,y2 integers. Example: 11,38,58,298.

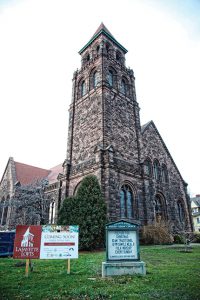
0,245,200,300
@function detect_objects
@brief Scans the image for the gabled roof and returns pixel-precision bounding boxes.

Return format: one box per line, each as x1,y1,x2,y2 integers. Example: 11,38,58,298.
191,197,200,207
141,120,187,185
79,23,128,55
15,161,50,185
47,163,63,184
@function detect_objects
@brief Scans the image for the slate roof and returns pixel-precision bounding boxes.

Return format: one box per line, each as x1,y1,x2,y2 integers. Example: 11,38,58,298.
15,161,50,185
191,196,200,207
47,163,63,184
92,22,114,38
79,23,128,54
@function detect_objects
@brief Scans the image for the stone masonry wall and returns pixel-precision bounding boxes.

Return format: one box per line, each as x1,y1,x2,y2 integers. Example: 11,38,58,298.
141,122,192,231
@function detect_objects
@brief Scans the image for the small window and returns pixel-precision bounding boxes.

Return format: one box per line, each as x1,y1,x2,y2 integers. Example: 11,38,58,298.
116,51,121,61
87,54,90,61
121,79,126,95
177,201,184,222
93,71,98,88
144,159,152,177
197,217,200,224
81,81,86,96
162,164,168,183
108,70,113,87
96,45,100,54
2,205,8,225
153,160,160,181
106,43,110,53
49,202,55,224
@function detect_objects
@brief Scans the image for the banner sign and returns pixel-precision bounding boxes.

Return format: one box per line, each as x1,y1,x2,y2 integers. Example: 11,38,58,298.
13,225,79,259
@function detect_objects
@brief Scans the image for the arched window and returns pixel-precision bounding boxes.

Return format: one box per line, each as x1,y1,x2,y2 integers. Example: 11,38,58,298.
161,164,168,183
87,53,90,61
121,79,126,95
120,184,135,219
81,80,86,97
116,51,121,62
106,42,111,53
2,199,8,225
153,160,160,181
155,194,165,222
0,197,5,225
177,200,184,222
49,202,55,224
93,71,98,88
144,159,152,177
96,45,100,54
108,70,113,87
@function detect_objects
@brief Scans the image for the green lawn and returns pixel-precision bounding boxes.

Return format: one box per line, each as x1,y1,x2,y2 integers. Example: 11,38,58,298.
0,245,200,300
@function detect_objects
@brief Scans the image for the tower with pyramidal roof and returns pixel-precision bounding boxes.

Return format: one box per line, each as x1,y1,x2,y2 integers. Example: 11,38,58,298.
63,23,193,232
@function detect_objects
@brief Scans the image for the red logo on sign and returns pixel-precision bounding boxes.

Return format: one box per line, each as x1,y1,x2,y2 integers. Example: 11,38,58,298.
13,225,42,259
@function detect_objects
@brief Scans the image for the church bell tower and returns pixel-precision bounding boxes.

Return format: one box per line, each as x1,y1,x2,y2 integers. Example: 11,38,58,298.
65,23,144,222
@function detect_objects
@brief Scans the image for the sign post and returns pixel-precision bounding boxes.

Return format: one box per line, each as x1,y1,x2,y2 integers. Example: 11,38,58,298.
25,259,29,277
67,259,70,274
102,220,146,277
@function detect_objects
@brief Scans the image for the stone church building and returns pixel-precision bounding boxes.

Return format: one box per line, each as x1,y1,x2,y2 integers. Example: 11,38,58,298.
0,24,193,232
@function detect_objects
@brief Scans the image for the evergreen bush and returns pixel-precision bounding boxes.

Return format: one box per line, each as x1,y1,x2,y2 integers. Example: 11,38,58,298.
58,175,107,250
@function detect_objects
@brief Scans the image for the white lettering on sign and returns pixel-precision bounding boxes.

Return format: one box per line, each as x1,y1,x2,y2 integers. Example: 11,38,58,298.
108,230,138,260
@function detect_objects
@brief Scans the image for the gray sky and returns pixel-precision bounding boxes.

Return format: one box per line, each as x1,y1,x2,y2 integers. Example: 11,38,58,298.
0,0,199,196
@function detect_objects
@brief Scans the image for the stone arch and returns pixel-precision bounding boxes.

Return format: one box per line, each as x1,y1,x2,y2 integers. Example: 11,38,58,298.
73,181,82,196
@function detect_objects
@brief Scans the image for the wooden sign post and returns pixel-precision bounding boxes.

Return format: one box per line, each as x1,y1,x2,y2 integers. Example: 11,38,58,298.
67,259,70,274
25,259,30,277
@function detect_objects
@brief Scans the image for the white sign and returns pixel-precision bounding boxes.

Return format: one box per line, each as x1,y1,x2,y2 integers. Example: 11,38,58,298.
40,225,78,259
108,230,138,260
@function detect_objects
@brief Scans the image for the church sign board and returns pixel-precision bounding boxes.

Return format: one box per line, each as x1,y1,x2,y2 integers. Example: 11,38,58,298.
106,220,140,262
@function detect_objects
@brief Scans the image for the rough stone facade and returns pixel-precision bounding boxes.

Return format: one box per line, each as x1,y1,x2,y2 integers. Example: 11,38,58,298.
64,23,193,233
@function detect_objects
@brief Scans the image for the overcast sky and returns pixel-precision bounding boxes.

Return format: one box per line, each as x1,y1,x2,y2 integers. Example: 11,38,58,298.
0,0,199,196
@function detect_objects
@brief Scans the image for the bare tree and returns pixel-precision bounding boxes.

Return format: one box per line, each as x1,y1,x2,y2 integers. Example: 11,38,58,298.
9,179,50,228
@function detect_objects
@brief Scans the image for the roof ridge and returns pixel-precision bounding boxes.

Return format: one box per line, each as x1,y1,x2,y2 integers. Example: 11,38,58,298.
15,161,50,172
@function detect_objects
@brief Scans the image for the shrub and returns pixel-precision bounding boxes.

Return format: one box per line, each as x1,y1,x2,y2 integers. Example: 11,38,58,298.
58,175,107,250
173,234,185,244
192,232,200,243
140,222,174,245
